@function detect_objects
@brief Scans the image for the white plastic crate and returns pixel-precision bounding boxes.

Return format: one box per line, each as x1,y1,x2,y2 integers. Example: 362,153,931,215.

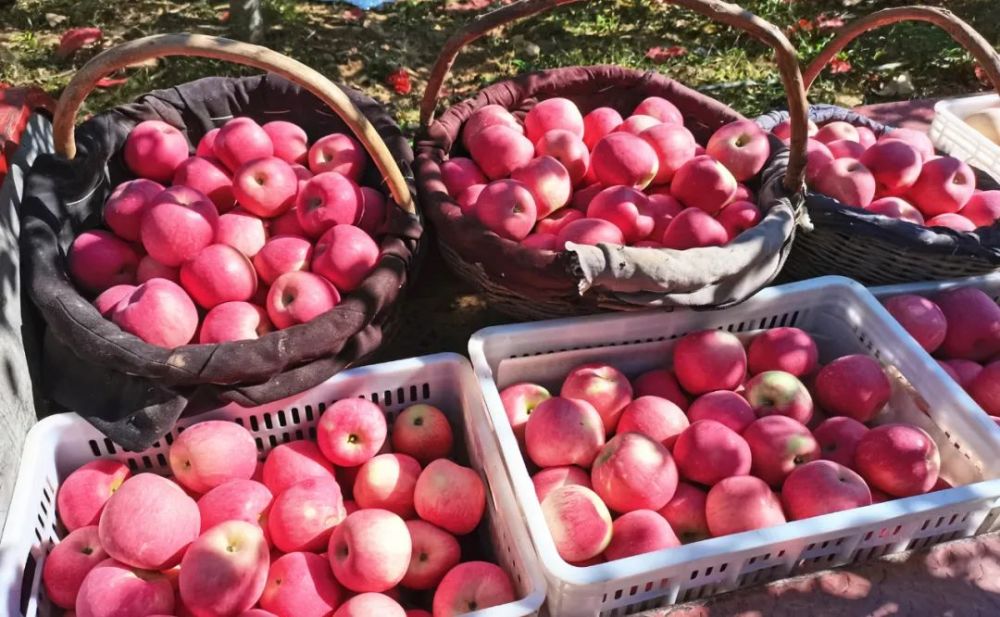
0,353,545,617
871,272,1000,301
469,276,1000,617
930,93,1000,181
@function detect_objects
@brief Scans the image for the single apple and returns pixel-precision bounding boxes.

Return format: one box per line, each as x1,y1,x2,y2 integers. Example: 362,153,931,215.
782,460,872,520
540,485,612,562
68,230,139,294
42,525,109,609
268,476,346,553
414,458,486,535
328,509,411,592
112,279,199,348
266,271,341,329
814,355,891,423
705,475,786,537
672,420,752,486
813,416,869,469
179,520,270,617
743,415,820,487
657,482,709,543
316,398,387,467
169,420,258,494
104,178,165,241
854,423,940,497
591,432,678,512
124,119,190,182
673,329,747,394
687,390,756,434
401,519,461,590
214,117,274,173
524,397,606,468
390,404,454,465
311,224,380,291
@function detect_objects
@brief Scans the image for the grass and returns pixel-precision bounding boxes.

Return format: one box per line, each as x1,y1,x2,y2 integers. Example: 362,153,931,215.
1,0,998,134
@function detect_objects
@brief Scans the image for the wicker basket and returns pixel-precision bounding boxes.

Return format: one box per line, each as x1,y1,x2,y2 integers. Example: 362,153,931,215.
414,0,810,320
762,6,1000,285
21,34,422,450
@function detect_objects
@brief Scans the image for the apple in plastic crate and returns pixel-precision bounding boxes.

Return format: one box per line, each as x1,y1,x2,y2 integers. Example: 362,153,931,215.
742,370,814,425
169,420,258,494
75,558,176,617
261,440,336,495
524,396,605,468
673,419,752,486
353,453,421,517
604,510,679,560
334,593,406,617
390,404,454,465
561,361,633,432
813,416,869,469
42,526,109,609
179,520,270,617
743,415,820,487
328,509,411,592
815,354,891,423
687,391,755,434
616,395,689,448
268,475,347,553
260,551,343,617
540,485,613,562
56,459,131,531
782,460,872,520
401,519,462,590
197,479,273,538
591,432,678,512
532,466,592,503
706,475,786,537
316,398,387,467
414,459,486,536
658,482,710,543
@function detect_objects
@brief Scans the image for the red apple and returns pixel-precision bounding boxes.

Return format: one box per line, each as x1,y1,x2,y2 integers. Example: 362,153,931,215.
880,127,934,161
75,559,175,617
511,155,573,219
414,459,486,535
535,207,583,236
104,179,164,241
639,123,697,186
561,362,633,433
813,416,869,469
353,453,420,517
716,200,761,239
174,156,235,213
440,157,487,197
532,465,592,503
263,121,309,165
616,396,689,448
432,561,515,617
473,179,538,241
555,218,624,248
826,139,866,160
706,120,770,182
169,420,258,494
570,183,605,211
865,196,925,224
705,475,785,537
295,172,363,238
216,209,267,257
771,118,818,142
540,485,612,562
268,476,346,553
462,105,522,151
112,279,199,348
124,119,190,182
308,133,366,181
260,551,342,617
266,271,340,329
632,368,689,410
525,97,584,143
261,440,336,495
583,107,624,150
68,230,139,294
140,186,219,266
401,519,461,590
747,327,818,377
859,139,922,196
647,193,685,239
661,208,729,249
854,424,940,497
179,520,269,617
782,460,872,520
333,593,405,617
673,330,747,394
468,125,535,180
271,206,307,236
98,474,200,570
805,138,835,184
969,360,1000,414
586,186,654,243
357,186,387,235
884,294,947,353
254,235,313,285
316,398,387,467
815,355,891,423
499,382,551,442
42,525,109,609
603,509,679,561
456,183,486,214
815,121,859,144
197,479,272,538
536,129,590,185
57,460,131,531
944,358,983,389
591,132,659,189
233,157,298,218
687,391,755,434
633,97,683,125
592,432,678,512
927,213,976,231
909,156,976,216
614,115,661,136
180,243,257,308
525,397,605,468
672,420,752,486
934,287,1000,360
137,257,176,283
390,404,453,465
743,370,814,424
962,191,1000,227
814,158,876,208
657,482,709,543
670,155,738,214
197,127,221,159
215,117,274,173
743,415,819,487
329,509,411,592
312,224,379,292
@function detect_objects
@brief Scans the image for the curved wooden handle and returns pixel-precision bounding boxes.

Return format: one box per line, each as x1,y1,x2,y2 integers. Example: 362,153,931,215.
804,6,1000,95
52,33,415,213
419,0,809,193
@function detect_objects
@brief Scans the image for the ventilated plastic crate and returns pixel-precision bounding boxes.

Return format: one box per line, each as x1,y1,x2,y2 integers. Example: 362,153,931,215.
0,353,545,617
930,93,1000,181
469,276,1000,616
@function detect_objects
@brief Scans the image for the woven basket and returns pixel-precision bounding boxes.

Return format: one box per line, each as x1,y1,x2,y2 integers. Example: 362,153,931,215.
414,0,810,320
21,34,423,449
761,6,1000,285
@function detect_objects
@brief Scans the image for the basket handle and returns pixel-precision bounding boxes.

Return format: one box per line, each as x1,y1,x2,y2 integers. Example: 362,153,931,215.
803,6,1000,95
419,0,809,193
52,33,415,214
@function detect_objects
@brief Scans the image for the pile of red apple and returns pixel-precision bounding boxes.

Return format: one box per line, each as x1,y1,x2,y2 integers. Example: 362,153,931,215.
500,327,945,564
43,400,517,617
68,116,388,349
771,118,1000,230
444,96,774,250
882,286,1000,423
